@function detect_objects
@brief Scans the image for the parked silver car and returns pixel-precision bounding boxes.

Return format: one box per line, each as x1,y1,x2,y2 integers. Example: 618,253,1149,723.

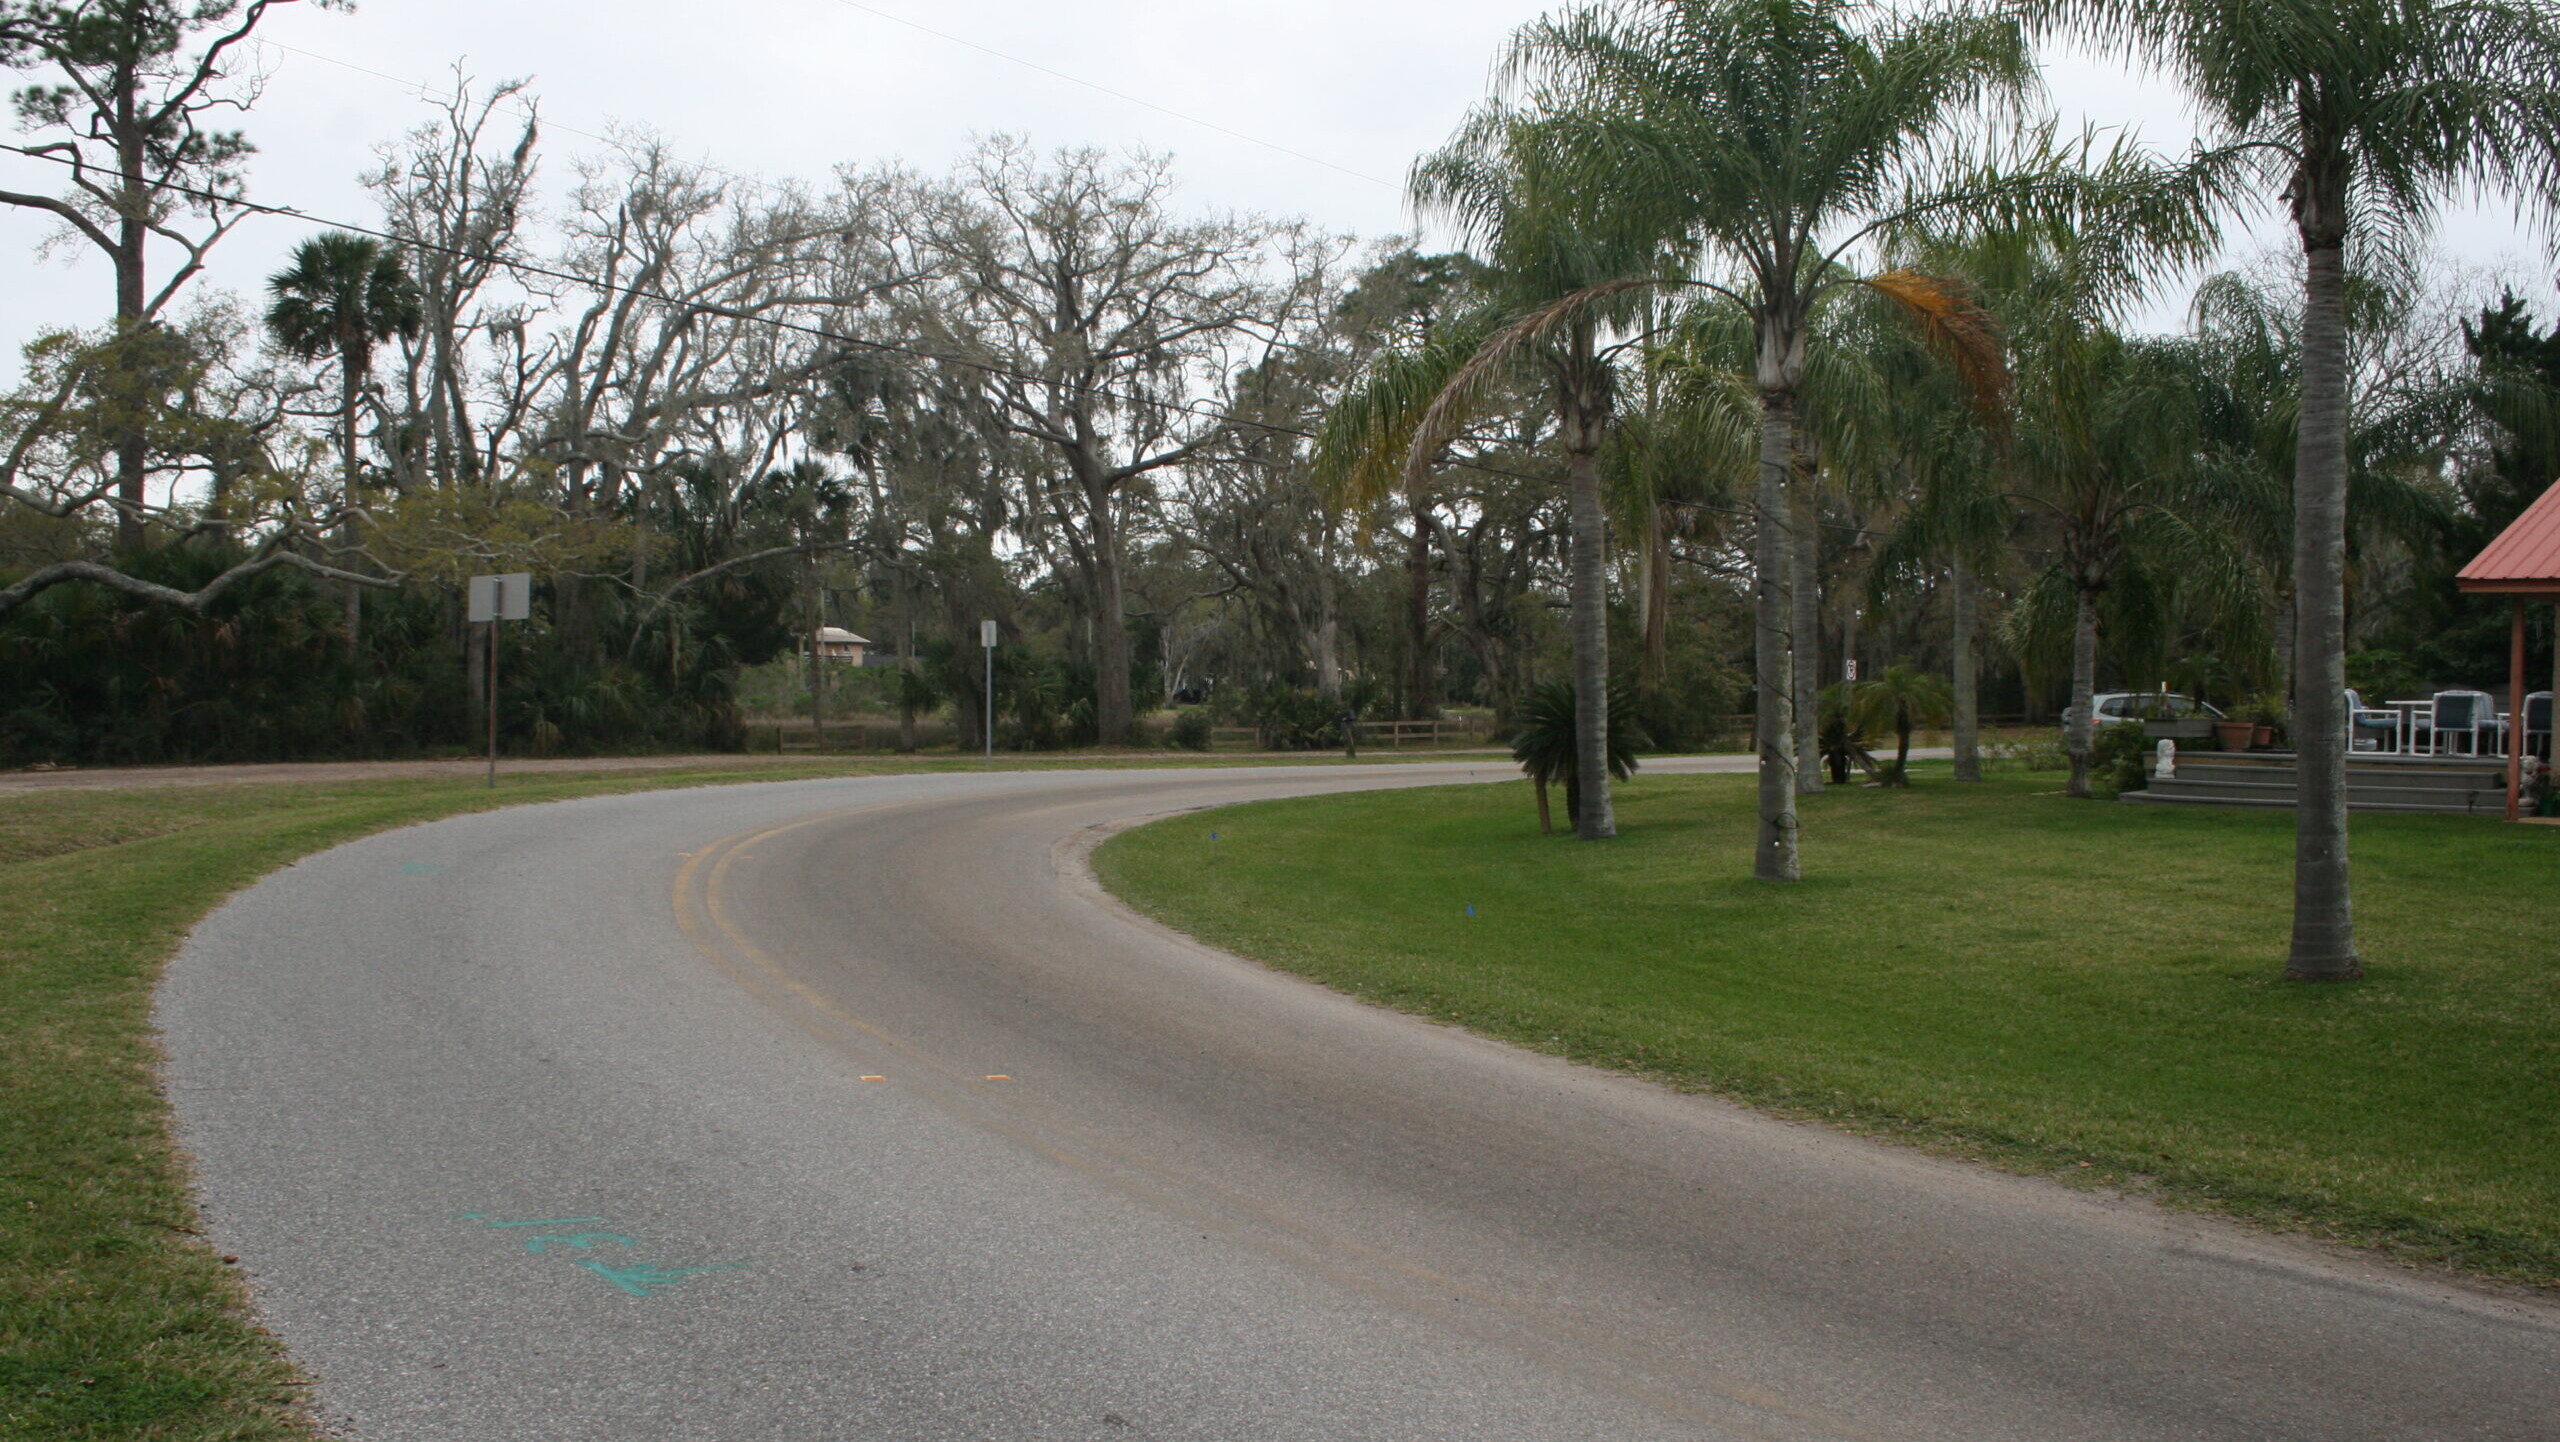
2066,692,2226,728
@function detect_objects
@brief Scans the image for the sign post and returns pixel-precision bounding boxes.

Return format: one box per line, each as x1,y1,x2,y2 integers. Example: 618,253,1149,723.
468,573,532,789
980,619,997,762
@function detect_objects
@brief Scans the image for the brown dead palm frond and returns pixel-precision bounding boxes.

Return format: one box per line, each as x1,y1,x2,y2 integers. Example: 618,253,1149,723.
1864,268,2009,420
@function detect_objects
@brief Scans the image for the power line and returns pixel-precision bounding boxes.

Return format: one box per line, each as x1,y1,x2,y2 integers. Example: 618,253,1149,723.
0,138,1916,548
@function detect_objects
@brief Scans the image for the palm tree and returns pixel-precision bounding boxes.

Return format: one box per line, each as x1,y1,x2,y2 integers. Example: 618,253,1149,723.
2007,325,2276,798
1506,0,2125,879
2032,0,2560,979
1354,110,1668,840
265,233,422,643
1847,665,1954,784
1512,680,1645,833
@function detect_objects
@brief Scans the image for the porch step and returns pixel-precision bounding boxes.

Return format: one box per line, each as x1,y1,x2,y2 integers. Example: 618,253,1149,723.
2120,752,2513,815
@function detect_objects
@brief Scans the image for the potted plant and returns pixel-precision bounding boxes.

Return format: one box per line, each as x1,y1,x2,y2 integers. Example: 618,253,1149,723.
2212,714,2257,752
2246,693,2287,750
2529,759,2557,818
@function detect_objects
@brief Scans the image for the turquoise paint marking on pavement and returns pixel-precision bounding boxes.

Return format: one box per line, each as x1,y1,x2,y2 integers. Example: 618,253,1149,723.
525,1232,637,1253
576,1259,747,1297
401,861,444,875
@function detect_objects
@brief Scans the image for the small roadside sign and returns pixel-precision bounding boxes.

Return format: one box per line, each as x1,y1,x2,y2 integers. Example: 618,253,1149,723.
469,573,534,787
468,573,532,623
979,620,996,760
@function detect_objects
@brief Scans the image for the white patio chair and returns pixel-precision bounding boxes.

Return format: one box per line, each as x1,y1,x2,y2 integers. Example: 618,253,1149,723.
2345,688,2400,752
2427,690,2499,756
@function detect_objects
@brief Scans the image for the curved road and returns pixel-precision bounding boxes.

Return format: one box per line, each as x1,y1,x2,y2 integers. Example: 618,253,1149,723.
160,762,2559,1441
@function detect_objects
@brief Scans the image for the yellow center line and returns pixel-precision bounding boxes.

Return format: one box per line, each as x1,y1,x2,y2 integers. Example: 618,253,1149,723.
666,797,1869,1441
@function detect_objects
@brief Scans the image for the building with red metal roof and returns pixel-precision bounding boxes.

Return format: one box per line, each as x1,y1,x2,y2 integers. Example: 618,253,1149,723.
2457,482,2560,817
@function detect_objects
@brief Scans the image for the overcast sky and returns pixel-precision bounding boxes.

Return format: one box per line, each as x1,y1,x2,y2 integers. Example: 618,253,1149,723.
0,0,2550,377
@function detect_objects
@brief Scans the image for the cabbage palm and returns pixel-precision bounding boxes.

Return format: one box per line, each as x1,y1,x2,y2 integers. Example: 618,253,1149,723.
1504,0,2188,878
266,233,422,644
265,233,422,505
1847,664,1953,784
2034,0,2560,979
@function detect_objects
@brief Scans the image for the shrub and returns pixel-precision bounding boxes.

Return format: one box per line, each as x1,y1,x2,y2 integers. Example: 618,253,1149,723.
1250,687,1347,750
1991,733,2071,773
2090,720,2152,796
1168,707,1213,751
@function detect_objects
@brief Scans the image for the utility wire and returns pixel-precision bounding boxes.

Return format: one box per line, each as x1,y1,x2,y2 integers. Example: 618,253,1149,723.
0,138,1938,549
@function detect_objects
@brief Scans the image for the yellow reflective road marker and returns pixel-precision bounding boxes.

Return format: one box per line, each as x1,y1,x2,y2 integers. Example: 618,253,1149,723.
860,1075,887,1082
984,1075,1013,1082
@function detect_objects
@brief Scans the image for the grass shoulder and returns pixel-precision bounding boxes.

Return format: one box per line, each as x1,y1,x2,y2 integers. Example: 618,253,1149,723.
0,750,1391,1442
1091,767,2560,1290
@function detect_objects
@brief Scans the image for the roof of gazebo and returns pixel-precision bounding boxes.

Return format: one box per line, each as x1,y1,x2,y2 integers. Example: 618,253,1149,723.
2457,481,2560,595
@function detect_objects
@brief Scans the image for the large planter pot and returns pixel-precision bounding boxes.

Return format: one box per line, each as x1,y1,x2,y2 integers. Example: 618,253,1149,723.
2253,724,2277,748
2213,720,2257,752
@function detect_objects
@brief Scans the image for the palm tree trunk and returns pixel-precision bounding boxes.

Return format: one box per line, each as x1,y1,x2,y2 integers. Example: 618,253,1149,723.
1639,499,1670,691
1791,476,1824,795
2287,230,2361,980
1951,558,1981,781
339,357,363,647
1534,775,1552,834
1564,435,1616,840
2067,588,2098,799
1753,390,1801,880
1407,500,1438,719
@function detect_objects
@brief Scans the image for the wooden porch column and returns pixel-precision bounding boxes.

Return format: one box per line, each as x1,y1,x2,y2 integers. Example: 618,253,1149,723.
2509,596,2526,822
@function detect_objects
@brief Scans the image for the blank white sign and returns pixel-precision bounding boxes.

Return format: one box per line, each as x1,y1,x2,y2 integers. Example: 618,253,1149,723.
468,573,533,623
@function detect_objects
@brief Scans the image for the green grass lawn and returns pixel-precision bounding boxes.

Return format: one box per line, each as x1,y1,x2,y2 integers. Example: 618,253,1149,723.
0,749,1415,1442
1095,766,2560,1289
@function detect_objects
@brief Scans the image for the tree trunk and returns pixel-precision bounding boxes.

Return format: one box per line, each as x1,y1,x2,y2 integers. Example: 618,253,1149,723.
1753,389,1801,880
1407,500,1438,719
1639,499,1670,692
1533,775,1552,835
1089,482,1135,745
897,582,919,754
2272,585,2296,705
808,584,827,755
1952,558,1981,781
2286,225,2361,980
2067,588,2098,799
340,355,364,647
1564,431,1616,841
1790,475,1824,795
1314,517,1343,702
113,81,147,553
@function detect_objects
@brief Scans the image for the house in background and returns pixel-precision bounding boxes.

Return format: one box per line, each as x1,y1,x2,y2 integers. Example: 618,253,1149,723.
812,626,870,666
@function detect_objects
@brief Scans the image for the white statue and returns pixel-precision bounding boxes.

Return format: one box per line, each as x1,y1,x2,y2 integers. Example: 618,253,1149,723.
2154,738,2177,780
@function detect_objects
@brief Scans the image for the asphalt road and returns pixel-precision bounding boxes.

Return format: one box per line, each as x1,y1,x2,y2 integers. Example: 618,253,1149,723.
160,760,2560,1441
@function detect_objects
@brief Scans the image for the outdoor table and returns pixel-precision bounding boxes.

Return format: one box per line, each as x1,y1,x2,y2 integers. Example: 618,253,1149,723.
2386,699,2433,754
